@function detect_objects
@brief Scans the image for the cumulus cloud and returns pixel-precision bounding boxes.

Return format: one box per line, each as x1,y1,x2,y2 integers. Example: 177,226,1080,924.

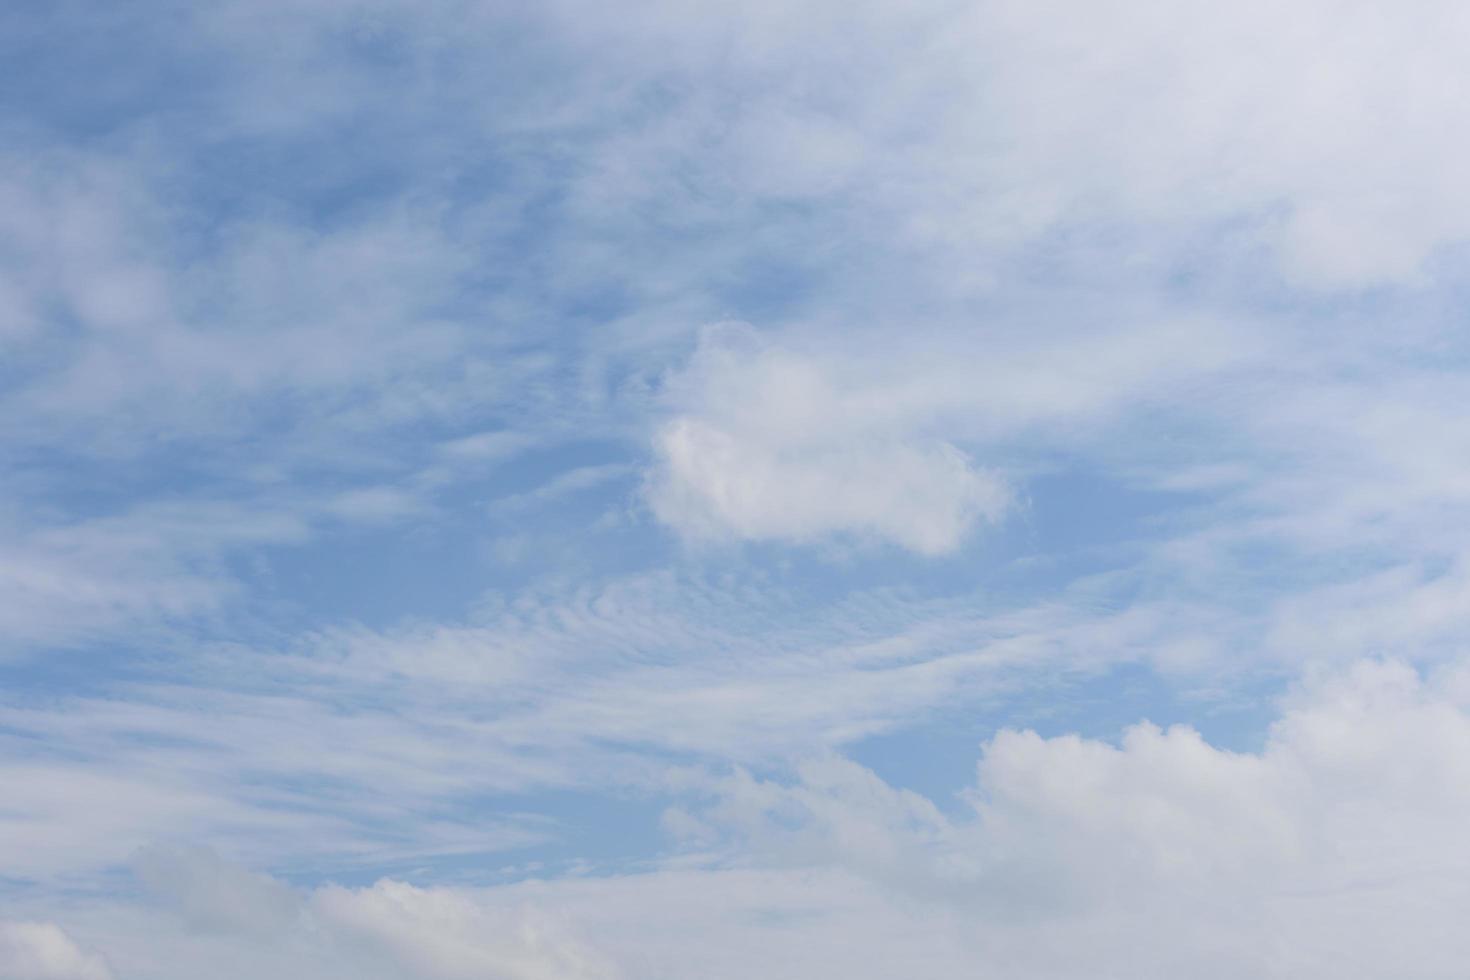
0,922,111,980
48,862,614,980
312,881,616,980
17,659,1470,979
643,314,1261,555
653,658,1470,977
652,416,1006,554
648,327,1012,554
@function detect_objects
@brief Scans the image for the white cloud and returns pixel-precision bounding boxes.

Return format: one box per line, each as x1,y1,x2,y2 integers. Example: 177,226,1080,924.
652,415,1006,554
0,922,112,980
134,846,301,936
0,567,1210,880
532,0,1470,290
124,848,612,979
0,152,495,461
312,881,616,980
651,658,1470,977
0,501,308,657
645,326,1013,554
644,316,1259,554
18,658,1470,979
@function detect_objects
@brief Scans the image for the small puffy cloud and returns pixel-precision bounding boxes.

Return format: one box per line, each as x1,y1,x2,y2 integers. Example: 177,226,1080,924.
648,329,1010,554
652,417,1007,555
643,316,1262,558
0,922,112,980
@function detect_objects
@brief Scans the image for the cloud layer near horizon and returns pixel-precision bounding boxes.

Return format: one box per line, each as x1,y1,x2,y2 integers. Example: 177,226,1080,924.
16,659,1470,979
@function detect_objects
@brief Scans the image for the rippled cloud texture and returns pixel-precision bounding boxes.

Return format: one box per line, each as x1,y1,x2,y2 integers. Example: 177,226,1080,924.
5,2,1470,977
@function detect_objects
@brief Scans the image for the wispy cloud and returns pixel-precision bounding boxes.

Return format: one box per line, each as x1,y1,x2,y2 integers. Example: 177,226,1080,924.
8,0,1470,976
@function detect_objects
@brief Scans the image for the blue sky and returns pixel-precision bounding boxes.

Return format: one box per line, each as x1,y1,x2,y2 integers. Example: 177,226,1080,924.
6,2,1470,977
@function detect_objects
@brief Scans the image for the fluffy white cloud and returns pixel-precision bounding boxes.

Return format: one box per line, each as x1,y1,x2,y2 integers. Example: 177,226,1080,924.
46,848,613,980
312,881,616,980
656,658,1470,977
644,325,1014,554
652,415,1006,554
644,316,1257,554
0,923,111,980
18,659,1470,979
